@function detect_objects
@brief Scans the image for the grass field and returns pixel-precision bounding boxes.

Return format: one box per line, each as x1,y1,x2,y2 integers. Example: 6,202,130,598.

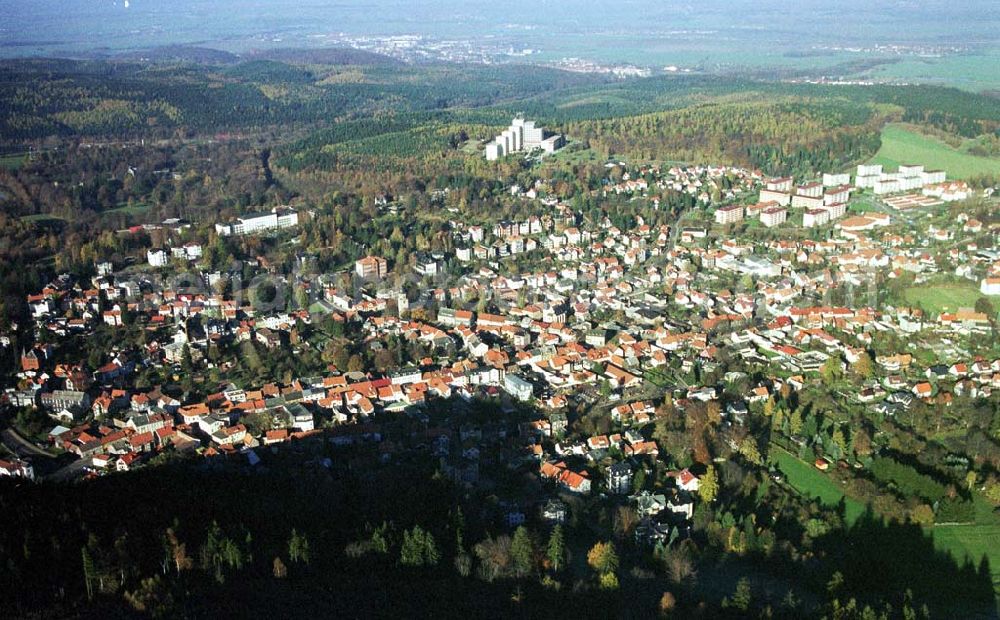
933,524,1000,594
863,51,1000,92
0,153,27,170
932,497,1000,596
774,445,1000,598
869,124,1000,179
19,213,66,224
770,446,866,524
903,282,986,314
100,203,152,217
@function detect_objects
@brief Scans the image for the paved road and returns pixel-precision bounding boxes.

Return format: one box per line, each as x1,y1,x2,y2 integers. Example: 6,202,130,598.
46,457,93,483
1,428,54,459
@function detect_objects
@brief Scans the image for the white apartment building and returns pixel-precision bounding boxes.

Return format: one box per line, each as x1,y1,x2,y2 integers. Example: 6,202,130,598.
803,208,830,228
215,207,298,237
714,204,744,225
147,249,169,267
759,189,791,206
760,206,787,228
822,172,850,187
485,117,563,160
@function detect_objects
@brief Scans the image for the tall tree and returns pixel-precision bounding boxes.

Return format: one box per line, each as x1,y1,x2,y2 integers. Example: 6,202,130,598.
288,529,311,565
546,526,566,573
699,465,719,504
81,546,95,601
587,541,619,576
510,526,533,578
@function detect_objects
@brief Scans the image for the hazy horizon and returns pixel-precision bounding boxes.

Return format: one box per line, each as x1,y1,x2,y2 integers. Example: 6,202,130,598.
2,0,1000,88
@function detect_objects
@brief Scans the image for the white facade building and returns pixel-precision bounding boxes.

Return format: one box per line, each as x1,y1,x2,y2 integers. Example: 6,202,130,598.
147,249,169,267
485,117,562,160
215,207,298,237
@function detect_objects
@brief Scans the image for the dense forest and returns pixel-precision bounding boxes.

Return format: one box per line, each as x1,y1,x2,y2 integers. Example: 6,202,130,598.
1,441,994,619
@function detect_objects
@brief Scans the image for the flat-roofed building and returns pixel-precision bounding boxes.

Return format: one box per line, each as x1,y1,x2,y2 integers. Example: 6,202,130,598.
823,172,850,187
824,185,851,205
803,208,830,228
485,117,561,159
714,204,744,225
791,194,824,209
759,189,791,206
766,177,793,192
857,164,883,177
760,206,787,228
796,182,823,198
215,207,298,236
355,255,388,280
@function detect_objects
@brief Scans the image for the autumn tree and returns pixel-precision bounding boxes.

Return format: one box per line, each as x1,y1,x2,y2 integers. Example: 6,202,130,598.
272,557,288,578
587,541,619,576
124,575,174,618
738,437,763,466
164,528,192,574
821,356,842,385
699,465,719,503
852,352,874,380
659,591,677,615
613,506,639,540
851,427,872,458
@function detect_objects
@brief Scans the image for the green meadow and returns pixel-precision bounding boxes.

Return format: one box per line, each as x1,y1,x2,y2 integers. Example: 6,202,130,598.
870,124,1000,179
903,282,987,314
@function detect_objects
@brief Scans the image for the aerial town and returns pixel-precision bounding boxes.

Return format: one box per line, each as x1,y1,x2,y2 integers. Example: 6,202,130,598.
2,13,1000,614
6,152,995,526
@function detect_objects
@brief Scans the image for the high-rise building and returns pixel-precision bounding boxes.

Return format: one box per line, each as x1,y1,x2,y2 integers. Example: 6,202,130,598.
485,117,562,160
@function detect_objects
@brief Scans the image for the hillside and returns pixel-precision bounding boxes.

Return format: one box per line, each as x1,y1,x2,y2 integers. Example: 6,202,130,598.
870,124,1000,179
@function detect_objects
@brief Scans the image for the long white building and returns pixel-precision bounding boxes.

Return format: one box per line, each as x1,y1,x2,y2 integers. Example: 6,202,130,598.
215,207,299,237
485,117,564,160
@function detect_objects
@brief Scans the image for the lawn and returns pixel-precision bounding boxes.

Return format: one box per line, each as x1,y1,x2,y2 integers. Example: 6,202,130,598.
903,282,986,314
770,446,866,524
774,443,1000,599
0,153,27,170
869,124,1000,180
19,213,66,224
932,496,1000,596
100,202,152,217
932,521,1000,596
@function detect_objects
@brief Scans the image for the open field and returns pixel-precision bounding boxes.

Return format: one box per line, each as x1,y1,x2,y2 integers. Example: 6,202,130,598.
933,524,1000,596
775,446,1000,598
100,203,152,218
19,213,66,224
0,153,27,170
903,282,986,314
869,124,1000,179
770,446,866,524
863,51,1000,92
932,497,1000,596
